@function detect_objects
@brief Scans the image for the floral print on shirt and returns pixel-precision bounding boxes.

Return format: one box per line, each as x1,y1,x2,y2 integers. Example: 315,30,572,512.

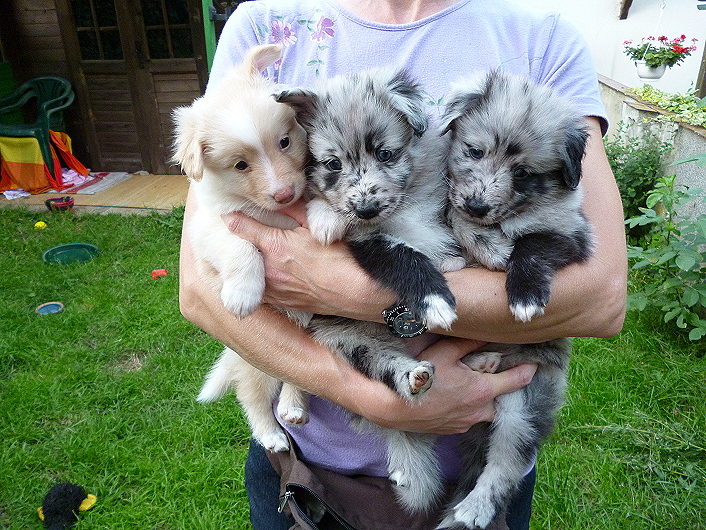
256,10,335,74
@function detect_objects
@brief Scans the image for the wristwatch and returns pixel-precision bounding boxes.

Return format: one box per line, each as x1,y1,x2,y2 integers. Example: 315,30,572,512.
382,304,428,338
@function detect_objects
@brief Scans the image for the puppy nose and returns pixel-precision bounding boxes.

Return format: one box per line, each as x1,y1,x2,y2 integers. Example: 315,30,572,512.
273,186,296,204
464,197,490,218
354,202,380,220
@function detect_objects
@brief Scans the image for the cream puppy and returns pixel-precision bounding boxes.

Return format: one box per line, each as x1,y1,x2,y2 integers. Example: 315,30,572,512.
173,44,311,453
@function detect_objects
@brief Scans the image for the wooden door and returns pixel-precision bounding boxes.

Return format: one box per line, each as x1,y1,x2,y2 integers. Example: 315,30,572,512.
55,0,208,173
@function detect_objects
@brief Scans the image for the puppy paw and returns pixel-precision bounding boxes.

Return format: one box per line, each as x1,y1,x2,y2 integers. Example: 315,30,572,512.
277,404,309,426
389,464,441,513
420,294,457,330
389,468,412,489
220,278,264,318
464,352,502,374
452,489,497,530
439,255,467,273
510,302,545,323
307,199,347,244
406,362,434,398
256,429,290,453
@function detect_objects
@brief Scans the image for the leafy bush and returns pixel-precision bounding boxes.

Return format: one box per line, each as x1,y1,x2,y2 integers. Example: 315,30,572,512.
625,167,706,342
605,122,672,241
631,85,706,128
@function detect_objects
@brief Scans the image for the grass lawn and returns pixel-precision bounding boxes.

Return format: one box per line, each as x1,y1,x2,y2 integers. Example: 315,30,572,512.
1,207,704,529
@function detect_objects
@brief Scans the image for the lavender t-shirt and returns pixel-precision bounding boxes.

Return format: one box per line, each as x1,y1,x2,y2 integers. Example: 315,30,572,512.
208,0,607,479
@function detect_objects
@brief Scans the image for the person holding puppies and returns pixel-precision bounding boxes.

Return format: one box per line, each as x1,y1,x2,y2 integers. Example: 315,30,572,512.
179,0,627,528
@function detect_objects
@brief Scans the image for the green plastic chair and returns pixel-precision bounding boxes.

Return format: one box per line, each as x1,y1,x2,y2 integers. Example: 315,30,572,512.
0,76,75,179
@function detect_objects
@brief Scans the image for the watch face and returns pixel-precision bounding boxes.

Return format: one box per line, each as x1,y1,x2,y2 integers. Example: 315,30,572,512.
391,309,427,337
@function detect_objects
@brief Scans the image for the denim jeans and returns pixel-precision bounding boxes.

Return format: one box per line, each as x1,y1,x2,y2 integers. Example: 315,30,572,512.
244,439,535,530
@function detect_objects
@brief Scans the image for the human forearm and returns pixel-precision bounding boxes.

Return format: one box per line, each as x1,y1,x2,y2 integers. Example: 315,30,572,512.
180,191,536,433
180,240,532,433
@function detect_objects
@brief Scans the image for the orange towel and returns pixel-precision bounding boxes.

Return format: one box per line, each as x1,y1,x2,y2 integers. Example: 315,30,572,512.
0,131,88,194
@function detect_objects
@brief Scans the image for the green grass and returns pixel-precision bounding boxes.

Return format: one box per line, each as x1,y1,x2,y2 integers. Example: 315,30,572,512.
534,318,705,529
1,207,704,529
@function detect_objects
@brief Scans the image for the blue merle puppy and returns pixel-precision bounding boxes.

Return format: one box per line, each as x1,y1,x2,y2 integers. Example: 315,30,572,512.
438,71,592,530
276,68,465,513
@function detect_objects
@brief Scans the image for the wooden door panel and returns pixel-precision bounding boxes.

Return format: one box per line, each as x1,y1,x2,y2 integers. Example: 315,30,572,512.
84,71,144,171
55,0,206,173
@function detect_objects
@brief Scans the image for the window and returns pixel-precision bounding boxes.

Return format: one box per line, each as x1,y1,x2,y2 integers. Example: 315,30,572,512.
72,0,123,60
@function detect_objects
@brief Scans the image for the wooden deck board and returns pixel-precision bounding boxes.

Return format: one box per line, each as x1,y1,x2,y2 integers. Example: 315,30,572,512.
1,173,190,214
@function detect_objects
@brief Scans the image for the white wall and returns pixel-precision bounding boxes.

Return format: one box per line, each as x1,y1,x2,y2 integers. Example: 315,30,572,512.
527,0,705,94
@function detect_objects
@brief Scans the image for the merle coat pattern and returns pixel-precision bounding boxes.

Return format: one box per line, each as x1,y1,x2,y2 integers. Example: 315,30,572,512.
276,69,465,512
437,71,592,530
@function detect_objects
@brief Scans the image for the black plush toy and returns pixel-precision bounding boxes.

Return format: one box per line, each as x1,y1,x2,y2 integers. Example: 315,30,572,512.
38,483,96,529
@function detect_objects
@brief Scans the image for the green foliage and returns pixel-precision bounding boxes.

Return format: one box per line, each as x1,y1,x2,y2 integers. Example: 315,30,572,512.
632,86,706,128
623,35,698,68
625,173,706,342
604,122,672,240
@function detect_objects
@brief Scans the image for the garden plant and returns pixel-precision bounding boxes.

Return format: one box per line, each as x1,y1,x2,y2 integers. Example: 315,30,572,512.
623,35,698,68
604,121,672,240
626,160,706,343
631,85,706,128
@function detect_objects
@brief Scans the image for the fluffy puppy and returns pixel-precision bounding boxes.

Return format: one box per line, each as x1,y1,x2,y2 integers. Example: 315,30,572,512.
172,44,311,453
438,71,592,530
276,69,464,512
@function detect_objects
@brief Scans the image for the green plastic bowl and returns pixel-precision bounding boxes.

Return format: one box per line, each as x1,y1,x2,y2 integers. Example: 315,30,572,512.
43,243,100,265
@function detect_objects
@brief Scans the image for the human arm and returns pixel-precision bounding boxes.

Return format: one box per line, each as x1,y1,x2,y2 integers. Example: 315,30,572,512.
222,117,627,343
179,187,538,434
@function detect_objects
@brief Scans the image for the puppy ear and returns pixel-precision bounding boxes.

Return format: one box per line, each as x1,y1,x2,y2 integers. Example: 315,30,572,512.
275,88,319,132
439,91,484,135
561,125,589,190
386,70,428,137
242,43,283,75
440,72,494,135
171,105,205,181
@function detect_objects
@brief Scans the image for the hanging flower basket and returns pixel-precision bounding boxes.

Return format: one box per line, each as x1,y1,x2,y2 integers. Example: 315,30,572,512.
635,60,666,80
624,36,698,78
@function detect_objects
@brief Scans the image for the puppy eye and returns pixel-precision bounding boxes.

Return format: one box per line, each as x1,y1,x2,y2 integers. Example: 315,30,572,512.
513,168,529,179
280,136,290,149
234,161,248,171
325,158,343,171
468,147,484,160
376,149,392,162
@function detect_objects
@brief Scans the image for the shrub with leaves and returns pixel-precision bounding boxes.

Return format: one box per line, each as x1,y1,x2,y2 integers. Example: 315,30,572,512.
631,85,706,128
605,122,672,241
625,169,706,341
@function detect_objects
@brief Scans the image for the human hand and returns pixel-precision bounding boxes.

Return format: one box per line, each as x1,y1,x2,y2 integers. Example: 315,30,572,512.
222,205,395,319
357,338,538,434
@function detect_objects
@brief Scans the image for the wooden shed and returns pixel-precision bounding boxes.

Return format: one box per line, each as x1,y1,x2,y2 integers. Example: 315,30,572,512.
0,0,239,174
